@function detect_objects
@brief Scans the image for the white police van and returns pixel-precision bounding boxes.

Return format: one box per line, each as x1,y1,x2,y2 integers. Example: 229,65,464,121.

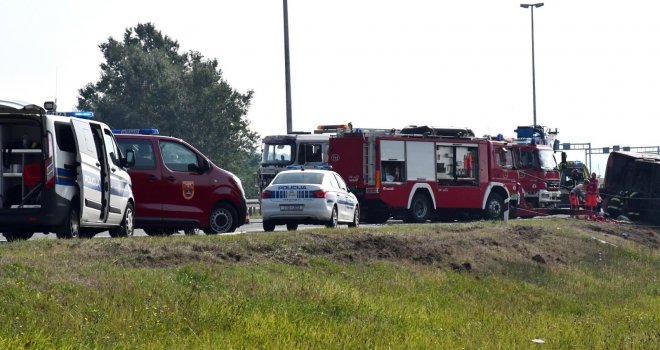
0,100,135,241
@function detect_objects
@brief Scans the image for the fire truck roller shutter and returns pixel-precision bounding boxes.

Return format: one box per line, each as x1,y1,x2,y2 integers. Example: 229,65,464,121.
405,142,435,181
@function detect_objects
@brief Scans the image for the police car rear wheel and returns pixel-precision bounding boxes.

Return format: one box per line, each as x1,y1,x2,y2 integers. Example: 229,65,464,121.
286,223,298,231
348,206,360,228
206,204,237,234
326,206,339,228
263,220,276,232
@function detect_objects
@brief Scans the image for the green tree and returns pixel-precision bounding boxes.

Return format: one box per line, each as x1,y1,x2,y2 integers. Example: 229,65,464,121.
78,23,260,197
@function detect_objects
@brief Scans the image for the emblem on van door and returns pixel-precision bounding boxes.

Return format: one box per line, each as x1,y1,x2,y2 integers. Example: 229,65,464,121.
182,181,195,200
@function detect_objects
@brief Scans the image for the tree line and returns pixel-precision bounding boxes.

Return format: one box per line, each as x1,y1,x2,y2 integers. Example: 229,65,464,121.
77,23,261,198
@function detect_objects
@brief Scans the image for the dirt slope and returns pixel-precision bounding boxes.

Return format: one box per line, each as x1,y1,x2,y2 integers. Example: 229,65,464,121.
67,219,659,274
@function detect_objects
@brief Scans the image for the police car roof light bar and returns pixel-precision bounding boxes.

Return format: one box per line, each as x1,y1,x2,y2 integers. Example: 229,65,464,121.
112,128,160,135
47,111,95,119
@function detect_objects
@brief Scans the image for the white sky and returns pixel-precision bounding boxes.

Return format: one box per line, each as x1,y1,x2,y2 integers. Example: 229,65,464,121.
2,0,659,175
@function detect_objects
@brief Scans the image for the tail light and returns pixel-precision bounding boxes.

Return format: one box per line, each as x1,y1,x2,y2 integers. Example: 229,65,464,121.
45,133,55,189
261,190,272,199
312,189,327,198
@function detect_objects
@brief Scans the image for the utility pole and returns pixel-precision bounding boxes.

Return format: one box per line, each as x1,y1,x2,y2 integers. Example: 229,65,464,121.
520,3,544,127
283,0,293,134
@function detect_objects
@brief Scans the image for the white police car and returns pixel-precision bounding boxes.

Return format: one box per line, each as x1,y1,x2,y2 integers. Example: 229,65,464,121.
0,100,135,241
261,169,359,231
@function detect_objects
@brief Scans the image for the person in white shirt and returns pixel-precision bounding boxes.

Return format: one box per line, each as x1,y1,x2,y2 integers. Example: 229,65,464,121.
571,180,589,202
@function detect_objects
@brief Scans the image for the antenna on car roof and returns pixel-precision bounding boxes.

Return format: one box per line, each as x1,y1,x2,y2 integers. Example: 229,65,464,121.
54,66,58,109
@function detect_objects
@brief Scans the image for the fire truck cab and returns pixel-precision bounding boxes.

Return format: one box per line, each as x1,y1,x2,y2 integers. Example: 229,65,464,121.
328,126,521,223
511,126,561,210
257,125,349,195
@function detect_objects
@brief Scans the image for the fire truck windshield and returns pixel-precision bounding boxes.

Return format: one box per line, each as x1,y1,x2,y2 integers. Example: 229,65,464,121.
538,149,558,171
262,143,294,165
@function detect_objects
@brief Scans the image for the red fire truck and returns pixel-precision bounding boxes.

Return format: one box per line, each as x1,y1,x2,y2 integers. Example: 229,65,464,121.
328,126,525,223
510,126,561,213
510,142,561,212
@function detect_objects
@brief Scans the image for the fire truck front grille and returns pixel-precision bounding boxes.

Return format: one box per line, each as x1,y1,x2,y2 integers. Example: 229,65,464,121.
546,181,560,191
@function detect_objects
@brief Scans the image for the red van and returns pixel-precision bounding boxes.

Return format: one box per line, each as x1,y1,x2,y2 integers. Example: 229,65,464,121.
114,129,247,235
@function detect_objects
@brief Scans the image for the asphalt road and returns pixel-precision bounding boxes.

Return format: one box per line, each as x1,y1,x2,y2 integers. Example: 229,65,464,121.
0,218,346,242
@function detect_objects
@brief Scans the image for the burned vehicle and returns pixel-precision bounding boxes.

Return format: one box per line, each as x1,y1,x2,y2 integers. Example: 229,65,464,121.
602,151,660,223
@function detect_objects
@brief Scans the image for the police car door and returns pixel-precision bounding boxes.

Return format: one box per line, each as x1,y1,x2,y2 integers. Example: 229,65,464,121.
334,173,354,221
327,173,348,221
102,128,129,225
70,118,104,223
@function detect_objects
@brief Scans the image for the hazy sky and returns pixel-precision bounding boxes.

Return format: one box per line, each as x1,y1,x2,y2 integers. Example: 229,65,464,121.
1,0,659,174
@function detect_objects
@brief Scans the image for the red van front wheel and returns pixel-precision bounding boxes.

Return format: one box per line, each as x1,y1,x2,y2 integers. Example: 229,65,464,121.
204,204,237,234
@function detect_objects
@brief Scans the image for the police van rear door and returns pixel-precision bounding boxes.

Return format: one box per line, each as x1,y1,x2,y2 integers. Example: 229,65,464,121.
70,118,103,223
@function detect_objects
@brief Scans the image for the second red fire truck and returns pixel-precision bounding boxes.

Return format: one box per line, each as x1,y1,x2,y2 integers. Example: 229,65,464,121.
328,126,560,222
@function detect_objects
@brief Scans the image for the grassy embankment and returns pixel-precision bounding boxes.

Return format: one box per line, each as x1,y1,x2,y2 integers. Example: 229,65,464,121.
0,219,658,349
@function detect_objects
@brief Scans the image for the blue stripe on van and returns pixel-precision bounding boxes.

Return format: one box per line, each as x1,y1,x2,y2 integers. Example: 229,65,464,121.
56,167,77,186
55,168,131,197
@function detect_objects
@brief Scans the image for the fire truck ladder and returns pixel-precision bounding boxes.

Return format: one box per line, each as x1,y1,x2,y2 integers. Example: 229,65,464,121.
365,140,376,186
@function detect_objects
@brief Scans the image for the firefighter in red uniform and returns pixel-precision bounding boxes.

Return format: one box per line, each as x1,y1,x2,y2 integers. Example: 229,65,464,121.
570,180,588,217
464,153,473,177
585,173,599,215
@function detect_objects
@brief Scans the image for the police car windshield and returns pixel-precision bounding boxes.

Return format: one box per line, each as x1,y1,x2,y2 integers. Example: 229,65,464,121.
538,149,557,171
273,172,324,185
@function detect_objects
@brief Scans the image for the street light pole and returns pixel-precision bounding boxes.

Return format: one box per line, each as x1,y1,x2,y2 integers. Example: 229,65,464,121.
283,0,293,134
520,3,544,128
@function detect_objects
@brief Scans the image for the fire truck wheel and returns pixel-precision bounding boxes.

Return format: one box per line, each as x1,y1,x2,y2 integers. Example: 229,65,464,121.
326,206,339,228
407,194,431,223
286,223,299,231
348,206,360,228
263,220,276,232
484,193,505,220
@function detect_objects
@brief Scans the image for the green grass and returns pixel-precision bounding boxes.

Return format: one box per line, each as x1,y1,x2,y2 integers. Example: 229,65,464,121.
0,221,658,349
